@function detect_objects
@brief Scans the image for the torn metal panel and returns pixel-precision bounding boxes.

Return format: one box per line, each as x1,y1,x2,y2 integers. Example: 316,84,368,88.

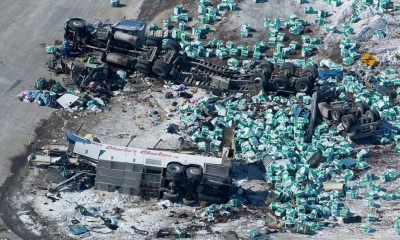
45,168,67,183
27,154,62,165
56,94,79,109
40,144,69,156
257,155,274,173
50,172,86,192
306,152,324,168
342,157,358,168
68,223,87,235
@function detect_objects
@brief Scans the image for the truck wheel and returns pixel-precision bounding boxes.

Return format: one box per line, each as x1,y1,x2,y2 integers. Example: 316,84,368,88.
372,109,381,121
251,72,266,86
163,192,180,203
302,66,318,79
183,198,197,206
365,110,380,123
341,114,355,131
331,108,343,123
281,62,296,76
339,108,346,116
167,163,183,178
356,102,369,115
145,36,161,48
152,60,171,77
295,77,312,93
259,61,274,74
361,102,370,111
165,39,181,54
68,19,87,32
273,75,289,90
186,167,202,180
135,59,153,74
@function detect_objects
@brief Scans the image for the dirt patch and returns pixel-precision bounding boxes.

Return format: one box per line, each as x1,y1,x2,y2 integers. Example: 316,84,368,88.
326,43,342,64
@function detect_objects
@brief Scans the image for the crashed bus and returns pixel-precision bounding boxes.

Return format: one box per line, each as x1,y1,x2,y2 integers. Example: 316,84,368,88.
64,128,235,205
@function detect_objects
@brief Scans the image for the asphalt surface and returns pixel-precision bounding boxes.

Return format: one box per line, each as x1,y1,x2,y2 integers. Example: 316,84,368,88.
0,0,142,238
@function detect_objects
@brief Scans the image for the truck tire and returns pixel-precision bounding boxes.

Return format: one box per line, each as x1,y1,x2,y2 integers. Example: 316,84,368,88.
281,62,296,76
302,66,318,79
273,75,289,90
355,102,369,115
135,59,153,74
331,108,343,123
68,19,87,32
167,163,183,178
183,198,197,206
163,192,180,203
339,108,346,116
365,110,380,123
295,77,312,93
349,114,357,123
259,61,274,74
186,167,202,180
341,114,355,131
372,109,381,121
361,102,370,111
145,36,161,48
165,39,181,54
152,60,171,77
251,72,266,86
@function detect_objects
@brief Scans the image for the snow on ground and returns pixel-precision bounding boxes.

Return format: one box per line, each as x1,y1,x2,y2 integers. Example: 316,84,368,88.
91,84,206,150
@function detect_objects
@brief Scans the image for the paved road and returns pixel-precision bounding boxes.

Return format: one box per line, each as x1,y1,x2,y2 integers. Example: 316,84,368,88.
0,0,142,238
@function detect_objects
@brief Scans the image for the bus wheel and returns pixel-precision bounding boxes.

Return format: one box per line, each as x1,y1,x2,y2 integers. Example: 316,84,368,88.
163,192,180,203
186,167,202,180
167,163,183,180
183,198,196,206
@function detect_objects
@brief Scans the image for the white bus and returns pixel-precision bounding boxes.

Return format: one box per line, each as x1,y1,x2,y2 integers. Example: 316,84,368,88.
66,127,235,205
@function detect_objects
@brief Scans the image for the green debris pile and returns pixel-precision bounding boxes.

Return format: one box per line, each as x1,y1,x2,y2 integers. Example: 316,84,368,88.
177,67,400,233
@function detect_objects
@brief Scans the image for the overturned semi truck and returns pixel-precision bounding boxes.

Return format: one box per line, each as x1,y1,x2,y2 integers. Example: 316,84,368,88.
304,86,392,143
65,127,235,204
58,17,320,93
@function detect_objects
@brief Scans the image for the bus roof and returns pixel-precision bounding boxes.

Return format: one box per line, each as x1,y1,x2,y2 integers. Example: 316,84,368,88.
67,130,223,168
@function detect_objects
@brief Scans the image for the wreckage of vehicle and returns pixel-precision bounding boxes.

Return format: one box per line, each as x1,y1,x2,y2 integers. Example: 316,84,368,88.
303,85,392,143
47,17,320,94
36,16,398,207
28,127,236,205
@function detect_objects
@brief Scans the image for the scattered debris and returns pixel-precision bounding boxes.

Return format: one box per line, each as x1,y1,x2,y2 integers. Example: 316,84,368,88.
15,0,400,239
